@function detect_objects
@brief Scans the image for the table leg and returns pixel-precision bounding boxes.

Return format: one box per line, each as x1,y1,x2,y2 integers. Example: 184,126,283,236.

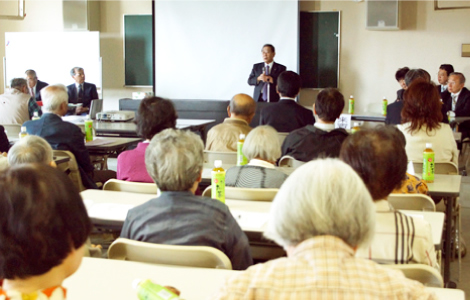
444,196,453,286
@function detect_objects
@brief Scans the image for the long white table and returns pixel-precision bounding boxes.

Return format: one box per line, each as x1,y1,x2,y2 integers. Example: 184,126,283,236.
64,257,464,300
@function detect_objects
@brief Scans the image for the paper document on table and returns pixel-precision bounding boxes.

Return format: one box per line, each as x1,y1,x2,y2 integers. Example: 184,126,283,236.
231,210,268,229
85,138,116,146
86,203,134,220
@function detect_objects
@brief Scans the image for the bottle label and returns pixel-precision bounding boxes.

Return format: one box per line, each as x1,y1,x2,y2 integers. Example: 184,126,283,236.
382,100,388,116
84,120,93,142
212,171,225,203
237,141,248,166
349,99,354,114
422,152,435,182
137,280,179,300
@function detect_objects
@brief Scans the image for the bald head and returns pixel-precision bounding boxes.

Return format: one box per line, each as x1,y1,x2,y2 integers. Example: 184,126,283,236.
228,93,256,123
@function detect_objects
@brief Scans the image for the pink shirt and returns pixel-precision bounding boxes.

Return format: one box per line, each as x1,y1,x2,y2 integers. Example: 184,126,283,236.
117,142,153,183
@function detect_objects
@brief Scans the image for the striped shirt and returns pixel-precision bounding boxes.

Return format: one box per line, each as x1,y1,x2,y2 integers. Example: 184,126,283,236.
356,200,438,269
210,236,436,300
225,160,287,188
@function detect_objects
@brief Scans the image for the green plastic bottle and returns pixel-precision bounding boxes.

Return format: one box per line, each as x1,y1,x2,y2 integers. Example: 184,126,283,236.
349,95,355,114
382,97,388,116
212,160,225,203
237,134,248,166
422,143,435,183
19,126,28,140
84,116,93,142
133,279,180,300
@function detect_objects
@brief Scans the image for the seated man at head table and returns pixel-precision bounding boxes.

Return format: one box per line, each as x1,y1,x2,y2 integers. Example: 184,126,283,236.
0,78,42,125
259,71,315,133
0,164,92,299
340,126,438,270
120,128,253,270
205,93,256,152
385,68,431,125
23,84,116,189
443,72,470,137
436,64,454,98
67,67,99,115
25,69,48,102
211,158,437,300
225,125,287,188
281,88,348,162
117,96,177,183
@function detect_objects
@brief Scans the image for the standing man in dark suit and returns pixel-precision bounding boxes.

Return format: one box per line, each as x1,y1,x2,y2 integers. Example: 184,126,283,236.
67,67,99,115
247,44,286,102
259,71,314,133
25,69,48,102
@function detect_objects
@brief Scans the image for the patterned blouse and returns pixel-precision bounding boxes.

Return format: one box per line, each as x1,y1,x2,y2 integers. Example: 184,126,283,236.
392,172,429,194
0,286,66,300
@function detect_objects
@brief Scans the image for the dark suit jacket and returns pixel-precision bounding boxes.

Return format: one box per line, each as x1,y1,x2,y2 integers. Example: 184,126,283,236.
248,62,286,102
442,87,470,117
259,99,315,133
67,82,98,108
34,80,48,102
0,126,9,152
396,88,404,101
23,113,96,189
385,100,403,125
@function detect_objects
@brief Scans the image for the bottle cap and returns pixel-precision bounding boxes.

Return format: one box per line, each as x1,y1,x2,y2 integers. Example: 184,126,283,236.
426,143,432,149
214,160,222,168
132,278,142,290
383,96,386,99
21,126,26,131
239,134,245,139
350,95,353,98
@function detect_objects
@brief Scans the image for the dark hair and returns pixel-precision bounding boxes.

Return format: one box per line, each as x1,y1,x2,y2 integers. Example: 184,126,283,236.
340,126,407,201
439,64,454,77
0,164,92,279
401,80,442,134
277,71,301,98
315,88,345,122
395,67,410,81
404,69,430,87
262,44,275,53
136,97,177,140
450,72,466,84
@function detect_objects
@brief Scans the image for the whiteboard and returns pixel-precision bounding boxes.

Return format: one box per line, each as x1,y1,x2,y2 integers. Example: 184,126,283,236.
4,32,101,92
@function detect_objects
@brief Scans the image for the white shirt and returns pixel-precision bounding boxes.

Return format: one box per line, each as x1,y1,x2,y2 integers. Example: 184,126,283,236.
264,61,274,75
314,122,335,132
247,158,275,169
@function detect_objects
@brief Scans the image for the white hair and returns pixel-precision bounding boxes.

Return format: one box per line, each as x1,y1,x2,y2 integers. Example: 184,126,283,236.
41,84,68,113
243,125,281,162
8,135,53,166
145,129,203,191
264,158,375,249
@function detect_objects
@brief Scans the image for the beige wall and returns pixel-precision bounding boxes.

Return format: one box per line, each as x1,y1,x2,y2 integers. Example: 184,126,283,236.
1,1,469,112
299,1,470,113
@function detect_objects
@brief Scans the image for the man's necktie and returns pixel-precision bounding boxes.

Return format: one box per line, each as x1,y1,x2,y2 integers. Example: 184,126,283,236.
78,85,84,103
452,94,457,111
30,88,35,98
262,65,270,101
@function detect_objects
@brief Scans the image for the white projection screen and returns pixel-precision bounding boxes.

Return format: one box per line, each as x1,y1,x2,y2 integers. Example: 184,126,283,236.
153,1,298,100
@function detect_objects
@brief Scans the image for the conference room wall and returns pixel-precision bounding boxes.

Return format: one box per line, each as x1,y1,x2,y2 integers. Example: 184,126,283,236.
299,0,470,113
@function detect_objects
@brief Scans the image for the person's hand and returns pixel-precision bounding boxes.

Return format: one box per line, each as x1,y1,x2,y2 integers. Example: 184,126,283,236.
75,106,89,115
266,76,274,84
257,73,268,82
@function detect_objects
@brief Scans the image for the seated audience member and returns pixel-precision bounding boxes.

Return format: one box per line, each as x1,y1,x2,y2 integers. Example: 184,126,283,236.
0,125,9,153
0,153,7,172
24,84,115,189
436,64,454,97
281,88,348,162
211,159,436,300
225,125,287,188
117,97,177,183
25,69,48,102
385,68,430,125
396,66,410,101
443,72,470,136
0,78,42,124
67,67,99,115
205,94,256,152
120,129,253,270
398,80,458,165
7,135,55,167
340,126,438,269
0,164,91,298
259,71,314,132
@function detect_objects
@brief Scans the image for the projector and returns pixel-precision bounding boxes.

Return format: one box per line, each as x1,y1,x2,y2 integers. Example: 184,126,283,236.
96,110,135,122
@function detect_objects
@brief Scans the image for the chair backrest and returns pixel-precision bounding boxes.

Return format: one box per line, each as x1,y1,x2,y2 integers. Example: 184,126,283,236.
412,161,459,175
53,150,85,192
103,179,159,195
278,155,305,168
2,124,21,139
204,150,237,165
107,238,232,270
387,194,436,211
382,264,443,287
277,132,289,145
202,186,278,202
